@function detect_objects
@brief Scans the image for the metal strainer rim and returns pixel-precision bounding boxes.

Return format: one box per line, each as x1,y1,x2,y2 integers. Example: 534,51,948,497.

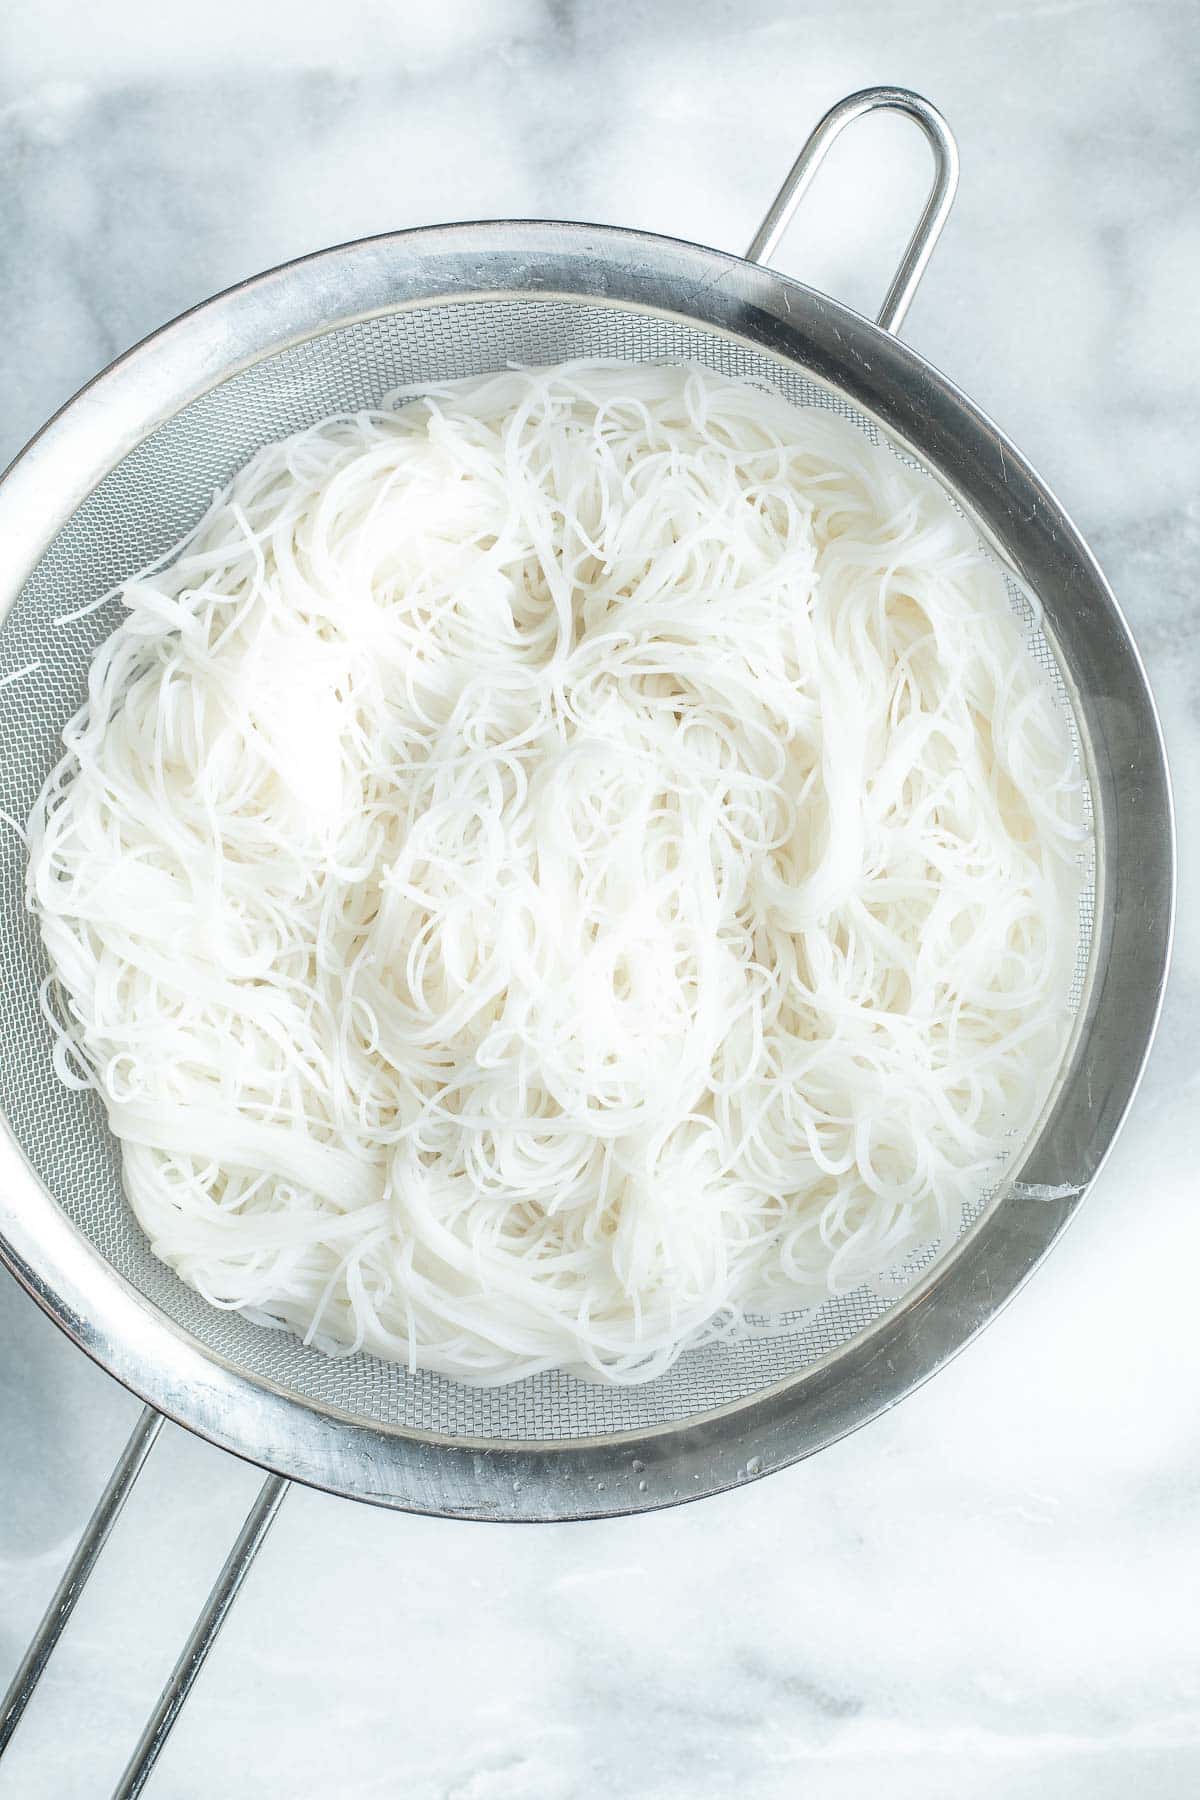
0,215,1174,1520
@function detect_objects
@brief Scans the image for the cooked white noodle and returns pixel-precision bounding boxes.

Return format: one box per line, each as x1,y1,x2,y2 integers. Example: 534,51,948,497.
27,362,1085,1383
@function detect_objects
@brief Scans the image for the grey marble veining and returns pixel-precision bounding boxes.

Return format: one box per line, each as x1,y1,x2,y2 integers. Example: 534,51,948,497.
1,1,1198,1795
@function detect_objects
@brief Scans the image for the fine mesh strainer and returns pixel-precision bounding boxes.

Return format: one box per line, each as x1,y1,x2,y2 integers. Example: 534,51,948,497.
0,88,1174,1795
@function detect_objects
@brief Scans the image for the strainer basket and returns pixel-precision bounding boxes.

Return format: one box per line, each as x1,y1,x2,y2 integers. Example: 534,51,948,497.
0,88,1173,1797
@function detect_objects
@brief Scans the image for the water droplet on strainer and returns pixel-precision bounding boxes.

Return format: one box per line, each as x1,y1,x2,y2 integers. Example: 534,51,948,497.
637,1479,648,1492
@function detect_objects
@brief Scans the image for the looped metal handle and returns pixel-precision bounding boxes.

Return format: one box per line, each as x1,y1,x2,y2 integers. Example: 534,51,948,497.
0,1405,287,1797
746,85,959,335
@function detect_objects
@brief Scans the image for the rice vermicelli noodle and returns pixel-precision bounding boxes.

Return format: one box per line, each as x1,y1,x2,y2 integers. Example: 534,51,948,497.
26,362,1086,1382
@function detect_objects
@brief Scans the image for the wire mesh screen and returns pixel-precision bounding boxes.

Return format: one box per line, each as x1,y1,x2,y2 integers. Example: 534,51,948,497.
0,296,1095,1442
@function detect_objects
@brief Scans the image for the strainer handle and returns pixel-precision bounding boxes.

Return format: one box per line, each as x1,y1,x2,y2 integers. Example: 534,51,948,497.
0,1406,287,1797
0,1405,163,1755
745,85,959,334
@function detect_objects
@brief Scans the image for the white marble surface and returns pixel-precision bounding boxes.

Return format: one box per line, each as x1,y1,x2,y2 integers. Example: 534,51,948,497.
1,2,1198,1795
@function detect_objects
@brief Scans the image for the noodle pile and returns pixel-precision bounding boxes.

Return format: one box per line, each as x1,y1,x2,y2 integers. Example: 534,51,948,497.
27,362,1085,1382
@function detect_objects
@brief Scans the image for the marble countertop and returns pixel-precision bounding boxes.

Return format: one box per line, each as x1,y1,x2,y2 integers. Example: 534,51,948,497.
1,2,1198,1795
